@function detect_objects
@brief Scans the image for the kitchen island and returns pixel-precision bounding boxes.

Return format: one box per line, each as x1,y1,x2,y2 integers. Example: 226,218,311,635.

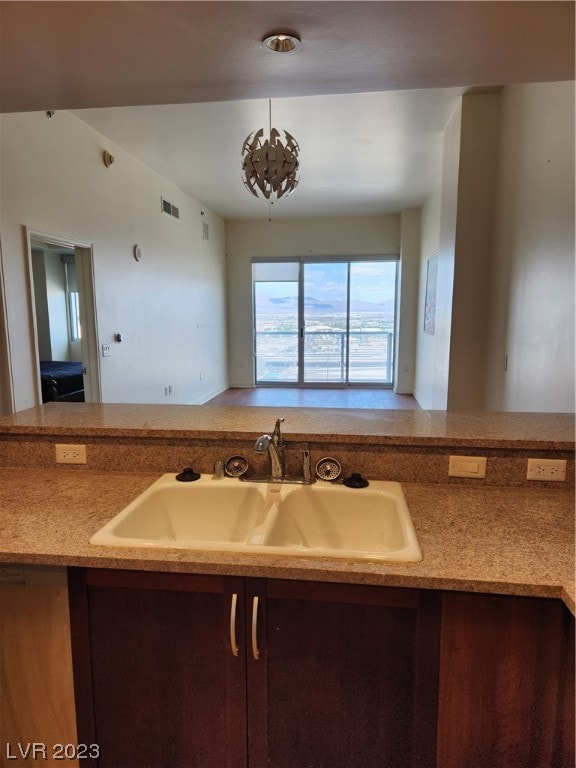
0,404,573,767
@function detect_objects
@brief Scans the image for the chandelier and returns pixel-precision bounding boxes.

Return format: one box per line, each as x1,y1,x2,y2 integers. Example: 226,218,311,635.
241,101,300,200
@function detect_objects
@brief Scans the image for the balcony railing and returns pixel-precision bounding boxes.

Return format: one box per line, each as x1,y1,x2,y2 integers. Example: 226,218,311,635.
255,330,394,384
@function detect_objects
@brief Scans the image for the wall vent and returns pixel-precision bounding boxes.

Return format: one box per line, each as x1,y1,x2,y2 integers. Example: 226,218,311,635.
161,197,180,220
202,221,210,241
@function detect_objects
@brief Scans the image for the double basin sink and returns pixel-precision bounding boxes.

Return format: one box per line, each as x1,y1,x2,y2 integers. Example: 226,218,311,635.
90,474,422,562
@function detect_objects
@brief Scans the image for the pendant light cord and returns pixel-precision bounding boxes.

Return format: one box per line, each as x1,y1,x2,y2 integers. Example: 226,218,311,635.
268,98,272,221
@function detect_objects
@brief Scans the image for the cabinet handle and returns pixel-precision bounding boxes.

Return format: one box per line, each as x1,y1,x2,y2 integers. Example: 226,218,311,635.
230,592,239,657
251,595,260,661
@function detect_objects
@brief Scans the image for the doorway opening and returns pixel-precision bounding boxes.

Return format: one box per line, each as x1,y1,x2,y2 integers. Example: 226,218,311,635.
26,230,101,404
253,258,398,387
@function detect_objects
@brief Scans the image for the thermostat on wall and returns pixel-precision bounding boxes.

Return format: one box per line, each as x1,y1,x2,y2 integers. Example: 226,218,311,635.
133,245,143,262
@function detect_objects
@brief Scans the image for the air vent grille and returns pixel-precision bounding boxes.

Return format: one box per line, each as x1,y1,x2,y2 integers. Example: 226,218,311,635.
202,222,209,241
161,197,180,220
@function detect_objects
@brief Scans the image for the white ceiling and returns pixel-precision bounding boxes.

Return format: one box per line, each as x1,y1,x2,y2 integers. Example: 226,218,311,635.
72,88,464,219
1,1,573,220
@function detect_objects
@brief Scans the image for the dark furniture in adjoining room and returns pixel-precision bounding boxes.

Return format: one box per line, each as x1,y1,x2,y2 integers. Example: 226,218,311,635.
40,360,84,403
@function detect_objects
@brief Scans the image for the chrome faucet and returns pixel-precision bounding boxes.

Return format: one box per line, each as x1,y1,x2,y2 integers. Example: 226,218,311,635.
254,417,285,481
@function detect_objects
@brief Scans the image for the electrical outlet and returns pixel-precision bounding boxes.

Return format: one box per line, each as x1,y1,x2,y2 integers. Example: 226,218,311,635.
526,458,567,482
55,444,87,464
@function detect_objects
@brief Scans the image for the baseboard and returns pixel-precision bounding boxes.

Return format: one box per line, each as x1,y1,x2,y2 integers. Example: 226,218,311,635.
412,387,429,410
189,384,230,405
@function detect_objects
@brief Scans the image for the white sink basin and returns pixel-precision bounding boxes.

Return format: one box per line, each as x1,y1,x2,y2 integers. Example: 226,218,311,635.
90,475,272,551
266,482,420,560
90,474,422,562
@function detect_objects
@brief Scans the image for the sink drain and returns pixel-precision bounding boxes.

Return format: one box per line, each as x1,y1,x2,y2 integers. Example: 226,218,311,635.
224,456,249,477
315,457,342,481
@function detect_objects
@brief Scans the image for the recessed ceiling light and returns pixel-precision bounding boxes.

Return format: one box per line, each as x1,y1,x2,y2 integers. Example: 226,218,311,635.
262,33,301,54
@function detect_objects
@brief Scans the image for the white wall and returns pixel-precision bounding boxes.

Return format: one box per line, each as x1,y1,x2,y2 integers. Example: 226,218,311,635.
414,186,441,409
448,92,501,410
225,216,402,387
44,251,70,361
32,249,83,363
0,237,12,415
413,82,574,413
416,101,462,411
396,209,420,394
31,250,52,360
0,111,228,410
485,82,575,412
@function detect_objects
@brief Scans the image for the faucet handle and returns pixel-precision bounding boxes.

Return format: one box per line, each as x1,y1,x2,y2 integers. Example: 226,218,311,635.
301,443,311,483
273,417,285,445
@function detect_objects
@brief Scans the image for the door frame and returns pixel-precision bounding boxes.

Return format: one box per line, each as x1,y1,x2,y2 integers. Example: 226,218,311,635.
25,227,101,404
0,234,14,414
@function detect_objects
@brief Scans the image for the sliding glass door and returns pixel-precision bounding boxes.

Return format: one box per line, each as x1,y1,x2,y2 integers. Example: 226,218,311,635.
253,258,397,386
303,262,348,383
253,261,299,383
348,261,396,383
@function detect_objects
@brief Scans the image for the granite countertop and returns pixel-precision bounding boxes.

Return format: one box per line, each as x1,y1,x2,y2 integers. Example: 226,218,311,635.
0,403,573,449
0,467,573,613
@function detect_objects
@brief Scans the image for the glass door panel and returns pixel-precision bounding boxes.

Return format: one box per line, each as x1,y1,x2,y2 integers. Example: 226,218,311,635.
348,262,396,384
254,279,299,383
253,258,397,386
303,262,348,383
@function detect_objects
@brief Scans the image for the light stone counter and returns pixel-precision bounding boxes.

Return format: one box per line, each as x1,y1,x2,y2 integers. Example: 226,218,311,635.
0,467,573,614
0,403,573,449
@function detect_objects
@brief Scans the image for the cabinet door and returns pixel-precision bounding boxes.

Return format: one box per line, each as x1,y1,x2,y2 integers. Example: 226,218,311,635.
437,592,575,768
246,579,441,768
68,569,247,768
0,580,78,767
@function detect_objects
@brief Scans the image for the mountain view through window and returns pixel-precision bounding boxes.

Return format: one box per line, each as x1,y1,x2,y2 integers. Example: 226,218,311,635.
254,260,397,384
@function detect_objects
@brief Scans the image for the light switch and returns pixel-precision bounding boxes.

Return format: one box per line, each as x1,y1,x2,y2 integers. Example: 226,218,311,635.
448,455,487,479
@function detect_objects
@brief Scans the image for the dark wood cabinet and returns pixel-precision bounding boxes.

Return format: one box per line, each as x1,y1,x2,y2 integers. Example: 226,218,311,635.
245,579,441,768
436,591,575,768
69,569,440,768
68,569,247,768
69,569,574,768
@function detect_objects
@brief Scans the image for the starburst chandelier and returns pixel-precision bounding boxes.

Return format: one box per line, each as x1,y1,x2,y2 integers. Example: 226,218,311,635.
241,99,300,201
